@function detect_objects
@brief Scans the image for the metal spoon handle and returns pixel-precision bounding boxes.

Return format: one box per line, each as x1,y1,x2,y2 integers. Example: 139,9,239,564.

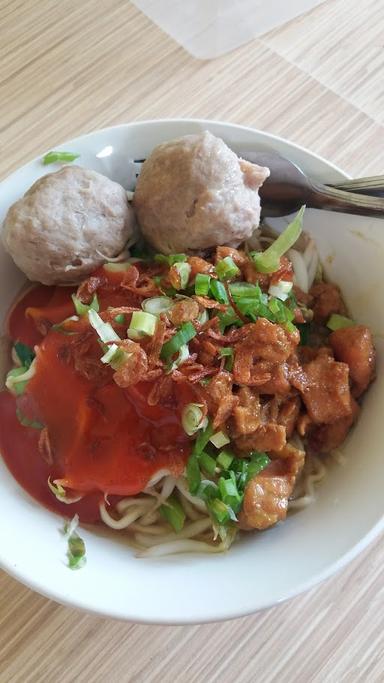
307,181,384,217
328,176,384,196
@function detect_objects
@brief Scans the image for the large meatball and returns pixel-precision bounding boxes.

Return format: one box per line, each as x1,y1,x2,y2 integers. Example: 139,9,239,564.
133,131,269,254
2,166,135,285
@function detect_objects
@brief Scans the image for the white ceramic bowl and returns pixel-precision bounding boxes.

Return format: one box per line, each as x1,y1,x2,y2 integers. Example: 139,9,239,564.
0,120,383,624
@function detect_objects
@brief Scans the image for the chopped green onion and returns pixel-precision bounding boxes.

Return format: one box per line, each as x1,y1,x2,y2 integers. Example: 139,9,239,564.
166,344,190,373
246,452,271,480
251,205,305,274
218,476,242,513
210,430,230,449
100,345,126,368
62,515,86,570
160,494,186,532
210,279,229,304
16,407,43,430
103,261,134,273
155,253,187,266
142,296,173,316
194,273,211,296
6,367,29,395
197,308,209,325
14,341,35,368
196,480,219,501
218,307,242,332
160,321,196,361
182,403,207,436
72,293,99,316
48,479,82,504
199,451,216,476
327,313,355,331
114,314,125,324
128,311,157,340
88,310,120,343
6,359,36,395
42,151,80,165
194,420,214,454
268,280,293,301
208,498,233,524
215,256,240,281
218,346,234,371
217,449,234,470
186,454,201,494
173,262,191,290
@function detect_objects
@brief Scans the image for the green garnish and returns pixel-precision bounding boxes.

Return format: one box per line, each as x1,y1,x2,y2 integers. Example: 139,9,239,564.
6,361,36,396
186,454,201,494
103,262,133,273
251,205,305,274
194,273,211,296
114,314,125,324
210,279,229,304
72,293,99,316
199,451,217,476
14,341,35,368
160,321,196,361
16,407,43,430
42,151,80,165
160,494,186,532
172,262,191,290
62,515,86,570
215,256,240,281
142,296,173,316
216,449,234,470
327,313,355,331
209,430,230,449
154,253,187,266
128,311,157,340
182,403,207,436
218,346,234,371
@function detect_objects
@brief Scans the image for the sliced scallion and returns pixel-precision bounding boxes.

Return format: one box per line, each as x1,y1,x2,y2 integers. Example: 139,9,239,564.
160,322,196,361
88,310,120,343
199,451,216,476
155,253,187,266
42,150,80,165
173,262,191,290
215,256,240,281
217,449,234,470
160,494,186,532
251,205,305,274
194,273,211,296
6,359,36,396
182,403,207,436
268,280,293,301
14,341,35,368
72,293,99,316
127,311,157,340
142,296,173,316
327,313,355,331
186,454,201,494
210,430,230,449
210,279,229,304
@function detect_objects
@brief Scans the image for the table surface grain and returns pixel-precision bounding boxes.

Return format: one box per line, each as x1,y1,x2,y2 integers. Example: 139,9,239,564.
1,1,384,681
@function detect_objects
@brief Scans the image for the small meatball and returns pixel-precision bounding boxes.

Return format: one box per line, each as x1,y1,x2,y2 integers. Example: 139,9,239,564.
310,282,346,323
239,448,304,530
134,131,269,254
2,166,135,285
330,325,375,397
309,398,359,453
292,354,352,424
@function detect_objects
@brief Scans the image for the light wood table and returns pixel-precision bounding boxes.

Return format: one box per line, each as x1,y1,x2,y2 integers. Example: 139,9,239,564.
1,1,384,681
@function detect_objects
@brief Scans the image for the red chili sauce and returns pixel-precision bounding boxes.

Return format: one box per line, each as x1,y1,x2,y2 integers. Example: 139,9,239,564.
0,273,192,523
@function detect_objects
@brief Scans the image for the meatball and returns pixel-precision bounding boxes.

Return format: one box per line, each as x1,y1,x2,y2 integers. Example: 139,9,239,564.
2,166,135,285
133,131,269,254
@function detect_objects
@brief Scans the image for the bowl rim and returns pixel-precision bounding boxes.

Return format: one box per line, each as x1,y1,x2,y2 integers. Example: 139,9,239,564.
4,118,382,626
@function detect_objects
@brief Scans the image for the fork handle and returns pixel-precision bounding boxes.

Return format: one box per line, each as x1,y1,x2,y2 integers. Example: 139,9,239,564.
328,176,384,197
307,181,384,217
